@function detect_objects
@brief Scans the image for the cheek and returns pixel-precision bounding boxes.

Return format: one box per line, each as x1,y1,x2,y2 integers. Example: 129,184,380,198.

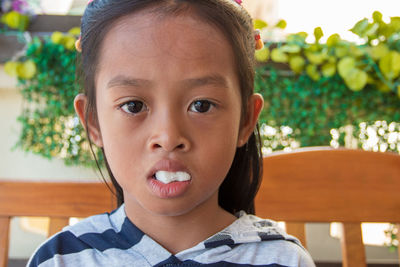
194,114,241,172
96,112,145,182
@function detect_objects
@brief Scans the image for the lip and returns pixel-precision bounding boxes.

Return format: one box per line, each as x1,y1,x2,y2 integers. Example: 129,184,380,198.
146,159,192,199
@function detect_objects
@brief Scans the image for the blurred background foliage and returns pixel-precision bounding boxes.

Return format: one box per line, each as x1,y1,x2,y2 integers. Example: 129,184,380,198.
3,11,400,169
4,29,104,167
255,11,400,156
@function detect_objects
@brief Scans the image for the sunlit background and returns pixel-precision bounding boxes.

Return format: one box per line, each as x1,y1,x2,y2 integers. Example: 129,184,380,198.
1,0,399,264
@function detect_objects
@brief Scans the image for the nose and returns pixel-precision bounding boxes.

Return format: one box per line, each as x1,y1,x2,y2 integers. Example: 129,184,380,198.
147,111,191,153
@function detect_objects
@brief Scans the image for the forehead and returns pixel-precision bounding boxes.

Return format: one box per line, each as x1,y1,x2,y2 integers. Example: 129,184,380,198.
95,9,238,86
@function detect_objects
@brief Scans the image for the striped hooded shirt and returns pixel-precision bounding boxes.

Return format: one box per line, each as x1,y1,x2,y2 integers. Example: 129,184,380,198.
27,205,315,267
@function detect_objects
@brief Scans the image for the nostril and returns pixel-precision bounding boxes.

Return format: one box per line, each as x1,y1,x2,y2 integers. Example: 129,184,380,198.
153,144,162,149
149,139,189,152
176,144,186,150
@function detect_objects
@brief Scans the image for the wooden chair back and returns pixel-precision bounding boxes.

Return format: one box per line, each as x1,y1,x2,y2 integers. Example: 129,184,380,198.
0,181,116,267
255,147,400,267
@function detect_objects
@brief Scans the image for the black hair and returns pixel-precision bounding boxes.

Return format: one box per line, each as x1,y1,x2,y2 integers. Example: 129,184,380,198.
78,0,263,215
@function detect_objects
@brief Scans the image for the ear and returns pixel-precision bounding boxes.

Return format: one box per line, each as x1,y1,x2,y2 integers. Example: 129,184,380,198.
237,93,264,147
74,94,103,147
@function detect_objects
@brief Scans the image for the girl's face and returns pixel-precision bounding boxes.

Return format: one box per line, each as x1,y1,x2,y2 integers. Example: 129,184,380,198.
77,11,261,217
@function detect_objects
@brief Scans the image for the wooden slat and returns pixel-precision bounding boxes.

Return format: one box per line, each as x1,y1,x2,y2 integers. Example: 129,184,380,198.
48,217,70,237
341,223,366,267
285,222,307,249
0,182,116,218
397,224,400,265
255,147,400,222
0,216,10,267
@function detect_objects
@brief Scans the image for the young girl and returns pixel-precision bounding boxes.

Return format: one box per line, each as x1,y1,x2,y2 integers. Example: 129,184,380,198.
28,0,315,266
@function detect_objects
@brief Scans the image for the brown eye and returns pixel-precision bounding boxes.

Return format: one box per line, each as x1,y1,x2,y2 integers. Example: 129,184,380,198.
121,101,146,114
190,100,214,113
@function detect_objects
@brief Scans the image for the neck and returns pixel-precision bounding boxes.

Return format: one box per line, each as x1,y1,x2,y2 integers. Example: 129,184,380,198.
123,193,236,254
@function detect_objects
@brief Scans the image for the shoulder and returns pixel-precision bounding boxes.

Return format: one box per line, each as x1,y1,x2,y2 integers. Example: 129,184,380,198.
201,212,315,267
229,239,315,267
27,205,144,267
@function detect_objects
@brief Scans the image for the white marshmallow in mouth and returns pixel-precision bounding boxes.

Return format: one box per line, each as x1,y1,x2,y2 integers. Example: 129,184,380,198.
154,171,191,184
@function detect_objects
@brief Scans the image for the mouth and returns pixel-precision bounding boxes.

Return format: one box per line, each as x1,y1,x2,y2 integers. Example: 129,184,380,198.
147,159,192,185
152,171,191,184
147,160,193,198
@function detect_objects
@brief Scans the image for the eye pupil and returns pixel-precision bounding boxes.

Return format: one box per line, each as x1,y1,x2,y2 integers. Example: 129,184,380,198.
194,100,211,113
127,101,143,113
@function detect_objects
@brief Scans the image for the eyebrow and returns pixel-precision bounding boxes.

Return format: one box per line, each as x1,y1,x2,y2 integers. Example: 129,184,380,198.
106,74,229,90
181,74,229,89
107,75,152,89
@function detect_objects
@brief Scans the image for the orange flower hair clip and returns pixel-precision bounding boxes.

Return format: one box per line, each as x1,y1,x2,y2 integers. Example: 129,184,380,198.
254,29,264,50
75,37,82,52
231,0,264,50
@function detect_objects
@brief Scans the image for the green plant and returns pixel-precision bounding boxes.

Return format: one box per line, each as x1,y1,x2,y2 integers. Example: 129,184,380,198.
256,11,400,97
385,224,399,251
6,30,103,167
255,66,400,152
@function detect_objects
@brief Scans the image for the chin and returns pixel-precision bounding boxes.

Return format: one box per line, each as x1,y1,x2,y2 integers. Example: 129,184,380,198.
145,200,202,217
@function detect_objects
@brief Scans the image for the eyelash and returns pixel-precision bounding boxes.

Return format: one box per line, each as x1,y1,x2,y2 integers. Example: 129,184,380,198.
189,99,216,113
118,99,216,115
119,100,147,115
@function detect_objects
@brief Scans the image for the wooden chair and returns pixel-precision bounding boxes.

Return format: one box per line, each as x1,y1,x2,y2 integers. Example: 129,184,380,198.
255,147,400,267
0,181,116,267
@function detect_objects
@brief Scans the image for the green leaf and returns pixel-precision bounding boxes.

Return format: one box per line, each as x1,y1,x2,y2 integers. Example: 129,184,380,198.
349,44,364,57
287,32,308,43
51,32,64,44
372,11,383,22
289,56,306,74
17,60,37,80
68,27,81,36
335,45,349,58
280,44,301,53
350,18,369,37
370,43,389,60
327,34,341,47
271,48,289,63
255,47,269,62
327,56,337,64
390,17,400,31
306,51,327,65
4,61,20,77
379,51,400,80
306,64,321,81
254,19,268,30
314,27,324,42
364,23,379,38
63,36,76,50
321,63,337,77
338,57,356,78
1,11,29,31
343,69,368,91
275,19,287,29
